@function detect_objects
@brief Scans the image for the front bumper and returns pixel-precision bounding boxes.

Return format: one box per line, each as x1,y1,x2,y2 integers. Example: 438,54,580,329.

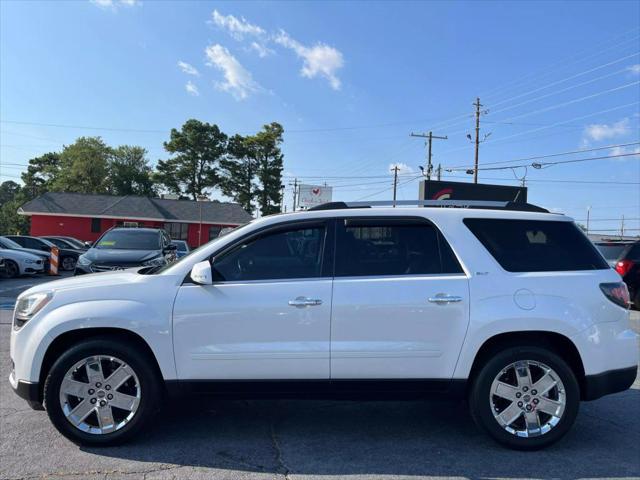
582,365,638,401
9,370,43,410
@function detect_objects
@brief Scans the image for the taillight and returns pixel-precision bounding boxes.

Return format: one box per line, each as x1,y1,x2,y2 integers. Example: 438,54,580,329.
600,282,630,309
615,259,635,277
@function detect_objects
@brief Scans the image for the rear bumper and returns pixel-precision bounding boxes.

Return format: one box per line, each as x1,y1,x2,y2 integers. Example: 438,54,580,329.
582,366,638,401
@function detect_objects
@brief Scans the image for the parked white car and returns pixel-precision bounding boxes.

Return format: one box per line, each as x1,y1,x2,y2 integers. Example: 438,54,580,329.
0,248,45,278
9,200,638,449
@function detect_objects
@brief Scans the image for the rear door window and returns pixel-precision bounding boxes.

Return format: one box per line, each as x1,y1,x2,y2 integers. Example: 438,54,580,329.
335,218,463,277
464,218,609,272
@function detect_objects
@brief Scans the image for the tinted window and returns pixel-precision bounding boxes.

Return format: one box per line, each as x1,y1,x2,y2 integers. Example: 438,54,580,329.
464,219,609,272
213,225,325,281
45,238,68,248
0,237,21,249
595,244,629,262
335,220,463,277
622,243,640,261
96,230,160,250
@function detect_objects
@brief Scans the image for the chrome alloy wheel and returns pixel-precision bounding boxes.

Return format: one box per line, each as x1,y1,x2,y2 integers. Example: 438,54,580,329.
59,355,141,435
490,360,566,438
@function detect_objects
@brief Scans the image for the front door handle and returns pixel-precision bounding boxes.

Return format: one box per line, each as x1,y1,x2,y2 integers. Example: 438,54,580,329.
428,295,463,304
288,296,323,308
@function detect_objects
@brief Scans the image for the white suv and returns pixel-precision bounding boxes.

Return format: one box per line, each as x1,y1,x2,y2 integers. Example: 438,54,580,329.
9,200,638,449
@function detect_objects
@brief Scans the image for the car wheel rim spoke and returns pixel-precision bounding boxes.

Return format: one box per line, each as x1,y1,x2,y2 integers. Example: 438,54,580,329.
59,355,141,435
490,360,566,438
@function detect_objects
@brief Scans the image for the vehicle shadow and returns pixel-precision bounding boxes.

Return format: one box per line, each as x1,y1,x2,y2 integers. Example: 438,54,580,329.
85,388,640,478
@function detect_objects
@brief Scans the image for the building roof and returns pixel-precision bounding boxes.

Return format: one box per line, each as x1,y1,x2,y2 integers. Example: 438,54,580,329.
19,192,253,225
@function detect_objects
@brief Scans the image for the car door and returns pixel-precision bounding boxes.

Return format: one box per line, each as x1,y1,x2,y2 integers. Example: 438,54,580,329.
330,217,470,379
173,219,334,380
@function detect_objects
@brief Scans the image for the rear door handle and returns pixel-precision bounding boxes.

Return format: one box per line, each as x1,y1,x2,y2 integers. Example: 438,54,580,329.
288,296,323,308
428,295,463,304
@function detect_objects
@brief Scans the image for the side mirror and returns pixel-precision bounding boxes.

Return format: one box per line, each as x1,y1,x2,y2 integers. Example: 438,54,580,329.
84,241,93,248
190,260,212,285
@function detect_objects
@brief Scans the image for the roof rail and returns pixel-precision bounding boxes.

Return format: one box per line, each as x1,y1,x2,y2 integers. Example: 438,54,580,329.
307,200,549,213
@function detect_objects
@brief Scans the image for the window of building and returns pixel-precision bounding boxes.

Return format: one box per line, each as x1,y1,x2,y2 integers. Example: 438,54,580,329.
463,218,609,272
335,219,463,277
164,222,188,241
209,226,222,240
212,225,326,282
91,218,101,233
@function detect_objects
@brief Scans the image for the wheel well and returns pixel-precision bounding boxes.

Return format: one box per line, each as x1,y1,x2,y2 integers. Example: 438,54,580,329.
468,331,586,398
38,328,164,402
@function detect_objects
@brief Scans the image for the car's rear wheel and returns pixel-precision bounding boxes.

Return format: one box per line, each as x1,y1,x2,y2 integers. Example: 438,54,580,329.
469,346,579,450
43,337,160,446
1,260,19,278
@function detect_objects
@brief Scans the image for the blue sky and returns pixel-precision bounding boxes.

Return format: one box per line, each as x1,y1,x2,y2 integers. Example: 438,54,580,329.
1,0,639,233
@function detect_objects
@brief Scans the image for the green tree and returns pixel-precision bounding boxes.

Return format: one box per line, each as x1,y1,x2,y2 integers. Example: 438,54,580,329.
250,122,284,216
110,146,156,196
218,134,258,213
155,119,227,200
53,137,112,193
0,181,29,234
20,152,61,197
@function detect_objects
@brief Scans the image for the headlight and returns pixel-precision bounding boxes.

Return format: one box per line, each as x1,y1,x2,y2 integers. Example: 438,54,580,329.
143,256,166,267
14,291,53,329
77,255,91,266
24,259,38,264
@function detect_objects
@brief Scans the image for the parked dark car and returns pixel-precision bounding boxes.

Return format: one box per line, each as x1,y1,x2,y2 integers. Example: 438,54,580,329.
171,240,190,258
614,241,640,310
594,240,635,268
74,227,176,275
41,236,88,251
5,235,82,271
0,236,50,272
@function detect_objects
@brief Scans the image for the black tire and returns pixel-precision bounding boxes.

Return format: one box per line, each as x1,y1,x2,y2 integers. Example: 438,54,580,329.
1,260,20,278
469,345,580,450
60,256,77,271
43,337,161,446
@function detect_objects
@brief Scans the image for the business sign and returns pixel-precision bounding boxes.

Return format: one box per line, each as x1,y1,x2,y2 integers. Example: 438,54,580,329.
419,180,527,203
298,184,333,208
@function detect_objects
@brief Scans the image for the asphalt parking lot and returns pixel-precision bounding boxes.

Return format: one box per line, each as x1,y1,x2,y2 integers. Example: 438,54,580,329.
0,274,639,480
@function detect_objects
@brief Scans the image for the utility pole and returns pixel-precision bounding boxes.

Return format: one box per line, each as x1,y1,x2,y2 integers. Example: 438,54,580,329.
289,178,299,212
621,215,625,237
411,131,448,180
586,206,591,235
391,165,399,207
436,163,442,181
473,97,482,184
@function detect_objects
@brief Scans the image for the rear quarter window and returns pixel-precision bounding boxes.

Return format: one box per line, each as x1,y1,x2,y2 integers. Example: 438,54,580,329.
464,218,609,272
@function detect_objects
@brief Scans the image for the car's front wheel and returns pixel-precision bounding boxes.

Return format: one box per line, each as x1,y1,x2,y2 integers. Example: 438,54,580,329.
1,260,20,278
43,337,161,446
61,256,77,271
469,345,580,450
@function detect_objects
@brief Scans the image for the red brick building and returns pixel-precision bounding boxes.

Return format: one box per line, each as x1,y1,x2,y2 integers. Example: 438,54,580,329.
18,192,253,248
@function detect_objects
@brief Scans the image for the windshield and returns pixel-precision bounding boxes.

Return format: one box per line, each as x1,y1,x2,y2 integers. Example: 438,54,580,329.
96,230,160,250
0,237,23,249
596,244,630,261
61,237,85,249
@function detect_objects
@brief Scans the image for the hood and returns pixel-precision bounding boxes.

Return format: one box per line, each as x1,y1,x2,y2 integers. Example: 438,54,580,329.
83,248,162,264
0,248,43,262
20,269,143,297
17,247,50,258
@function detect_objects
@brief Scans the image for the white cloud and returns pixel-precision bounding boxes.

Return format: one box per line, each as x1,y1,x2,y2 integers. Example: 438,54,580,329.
274,30,344,90
178,61,200,76
205,44,260,100
583,118,631,142
610,145,640,159
627,64,640,75
90,0,140,10
248,41,274,58
388,162,414,174
211,10,265,40
185,81,199,96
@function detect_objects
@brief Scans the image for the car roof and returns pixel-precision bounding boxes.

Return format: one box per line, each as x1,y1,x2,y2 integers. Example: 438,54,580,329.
107,227,163,232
